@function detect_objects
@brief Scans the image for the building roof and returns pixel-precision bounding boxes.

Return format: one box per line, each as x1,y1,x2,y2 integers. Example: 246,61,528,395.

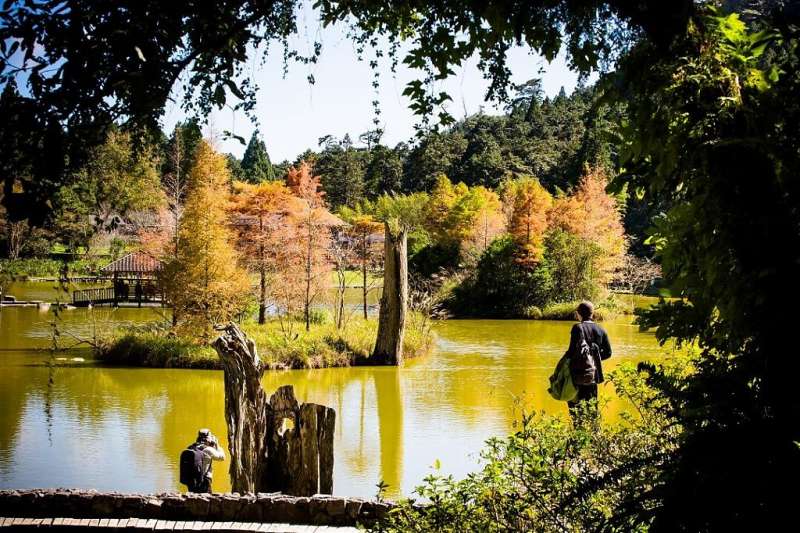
101,251,162,274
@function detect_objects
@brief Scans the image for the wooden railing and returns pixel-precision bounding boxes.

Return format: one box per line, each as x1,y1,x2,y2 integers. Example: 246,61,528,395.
72,286,163,306
72,287,115,305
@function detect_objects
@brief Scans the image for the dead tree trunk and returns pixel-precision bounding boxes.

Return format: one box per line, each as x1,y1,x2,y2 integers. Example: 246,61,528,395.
213,324,335,495
212,324,267,494
372,223,408,365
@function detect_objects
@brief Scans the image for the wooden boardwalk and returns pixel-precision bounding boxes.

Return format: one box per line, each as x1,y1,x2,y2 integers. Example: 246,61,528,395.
0,517,360,531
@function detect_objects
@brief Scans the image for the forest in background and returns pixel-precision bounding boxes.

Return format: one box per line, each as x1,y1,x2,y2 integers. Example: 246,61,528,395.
0,78,660,320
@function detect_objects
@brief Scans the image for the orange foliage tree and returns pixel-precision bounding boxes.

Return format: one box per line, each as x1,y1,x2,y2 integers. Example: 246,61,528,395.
503,176,553,265
229,180,299,324
285,161,339,331
548,166,626,284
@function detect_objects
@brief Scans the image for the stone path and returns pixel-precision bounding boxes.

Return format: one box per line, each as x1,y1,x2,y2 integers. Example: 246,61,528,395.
0,517,360,531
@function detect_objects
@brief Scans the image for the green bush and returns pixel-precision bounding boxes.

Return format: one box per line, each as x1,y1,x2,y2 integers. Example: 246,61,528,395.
410,242,461,277
449,236,553,317
522,305,543,319
544,228,603,303
540,301,615,321
0,258,103,279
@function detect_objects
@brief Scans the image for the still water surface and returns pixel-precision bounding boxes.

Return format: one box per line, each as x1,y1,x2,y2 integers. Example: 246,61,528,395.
0,282,673,498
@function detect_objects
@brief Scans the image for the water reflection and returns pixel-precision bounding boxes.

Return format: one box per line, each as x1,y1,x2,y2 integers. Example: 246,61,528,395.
1,288,675,499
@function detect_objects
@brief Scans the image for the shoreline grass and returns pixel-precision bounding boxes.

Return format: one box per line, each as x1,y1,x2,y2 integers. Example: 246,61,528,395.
97,313,434,370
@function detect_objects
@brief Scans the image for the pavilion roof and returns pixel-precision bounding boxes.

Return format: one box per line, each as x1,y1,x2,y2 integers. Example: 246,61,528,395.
101,251,162,275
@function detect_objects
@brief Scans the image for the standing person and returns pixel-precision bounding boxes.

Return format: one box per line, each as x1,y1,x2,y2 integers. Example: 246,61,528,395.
180,429,225,493
566,301,612,421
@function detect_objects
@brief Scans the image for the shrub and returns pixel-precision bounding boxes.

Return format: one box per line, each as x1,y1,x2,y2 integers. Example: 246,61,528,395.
522,305,543,319
540,301,614,321
449,235,553,317
544,228,603,302
410,242,461,277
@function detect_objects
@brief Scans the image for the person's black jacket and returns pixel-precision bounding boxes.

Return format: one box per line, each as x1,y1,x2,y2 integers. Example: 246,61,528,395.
567,320,612,383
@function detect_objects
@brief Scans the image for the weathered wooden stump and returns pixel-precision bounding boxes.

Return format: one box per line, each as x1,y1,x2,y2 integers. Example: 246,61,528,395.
212,323,335,496
372,223,408,365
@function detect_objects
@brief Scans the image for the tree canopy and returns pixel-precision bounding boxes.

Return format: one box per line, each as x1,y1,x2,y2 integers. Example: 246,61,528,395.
0,1,692,139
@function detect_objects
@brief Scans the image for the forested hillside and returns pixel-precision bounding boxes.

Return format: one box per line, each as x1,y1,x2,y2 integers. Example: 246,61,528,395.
0,79,655,260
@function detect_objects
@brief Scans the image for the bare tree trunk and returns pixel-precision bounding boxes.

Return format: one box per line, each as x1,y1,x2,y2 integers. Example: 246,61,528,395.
258,218,267,325
362,246,368,320
259,267,267,324
213,324,335,495
372,223,407,365
305,226,312,332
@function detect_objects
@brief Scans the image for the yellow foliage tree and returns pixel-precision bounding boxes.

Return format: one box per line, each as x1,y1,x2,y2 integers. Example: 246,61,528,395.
162,140,250,340
424,175,503,260
458,186,504,260
504,176,553,264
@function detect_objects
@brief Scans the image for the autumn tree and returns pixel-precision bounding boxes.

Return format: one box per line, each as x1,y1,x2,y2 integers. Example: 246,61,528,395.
229,180,297,324
549,166,626,284
453,186,504,261
286,161,338,331
503,177,553,265
424,174,468,248
344,213,384,319
161,140,249,340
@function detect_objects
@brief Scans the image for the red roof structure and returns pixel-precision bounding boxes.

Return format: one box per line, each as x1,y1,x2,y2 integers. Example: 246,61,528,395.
100,251,162,277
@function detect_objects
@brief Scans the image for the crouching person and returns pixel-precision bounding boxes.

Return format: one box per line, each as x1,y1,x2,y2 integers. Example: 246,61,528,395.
180,428,225,493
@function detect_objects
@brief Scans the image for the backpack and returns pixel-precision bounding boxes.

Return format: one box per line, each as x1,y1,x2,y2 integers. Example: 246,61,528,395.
548,353,578,401
179,444,205,487
570,323,600,386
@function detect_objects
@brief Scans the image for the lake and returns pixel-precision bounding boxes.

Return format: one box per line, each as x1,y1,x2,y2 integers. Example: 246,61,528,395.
0,282,675,499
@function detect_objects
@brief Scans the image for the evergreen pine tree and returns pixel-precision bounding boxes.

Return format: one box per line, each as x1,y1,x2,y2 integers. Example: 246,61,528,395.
241,130,275,183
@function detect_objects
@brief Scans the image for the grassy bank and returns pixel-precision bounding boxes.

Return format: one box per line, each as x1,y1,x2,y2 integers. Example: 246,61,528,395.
97,313,434,369
533,295,636,321
0,258,106,280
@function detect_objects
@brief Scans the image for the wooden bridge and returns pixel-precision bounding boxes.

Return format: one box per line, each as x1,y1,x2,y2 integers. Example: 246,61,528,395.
72,286,163,307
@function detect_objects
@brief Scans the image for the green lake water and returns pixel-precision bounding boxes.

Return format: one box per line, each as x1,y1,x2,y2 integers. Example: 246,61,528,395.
0,282,675,498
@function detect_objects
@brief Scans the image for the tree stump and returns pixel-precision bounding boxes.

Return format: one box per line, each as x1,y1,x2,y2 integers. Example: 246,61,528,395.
212,323,335,495
372,223,408,365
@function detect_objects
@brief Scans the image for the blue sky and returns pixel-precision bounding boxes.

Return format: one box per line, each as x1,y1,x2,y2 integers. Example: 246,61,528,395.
161,22,588,163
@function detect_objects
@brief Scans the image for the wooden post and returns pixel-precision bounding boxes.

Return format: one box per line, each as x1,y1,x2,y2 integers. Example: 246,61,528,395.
372,223,408,365
212,324,335,495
